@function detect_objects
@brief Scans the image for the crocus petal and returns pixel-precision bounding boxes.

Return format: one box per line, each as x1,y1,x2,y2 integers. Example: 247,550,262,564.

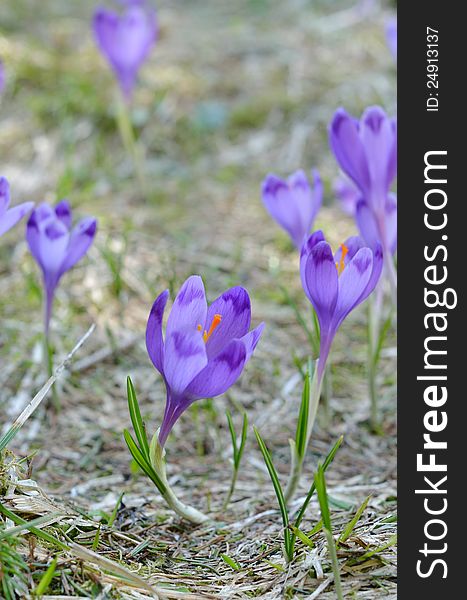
38,219,70,275
355,200,379,250
357,243,383,306
163,328,207,395
356,197,397,255
204,286,251,359
60,217,97,276
0,201,34,237
185,339,247,399
146,289,169,374
300,239,338,333
165,275,207,341
334,235,365,266
55,199,72,229
361,106,396,209
239,321,265,360
0,177,10,217
329,108,370,194
332,247,373,329
300,229,326,257
386,194,398,254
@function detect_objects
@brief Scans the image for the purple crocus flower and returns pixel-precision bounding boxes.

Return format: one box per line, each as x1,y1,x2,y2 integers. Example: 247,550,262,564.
93,1,158,99
386,18,397,60
329,106,396,260
146,275,264,447
334,175,397,255
0,177,34,238
300,230,383,381
261,169,323,250
26,201,97,334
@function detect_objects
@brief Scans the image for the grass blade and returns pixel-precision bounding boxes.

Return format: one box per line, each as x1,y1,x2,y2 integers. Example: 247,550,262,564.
33,557,57,596
295,358,312,460
126,377,150,460
293,435,343,530
314,464,343,600
254,427,292,560
238,412,248,469
226,410,238,463
339,495,371,544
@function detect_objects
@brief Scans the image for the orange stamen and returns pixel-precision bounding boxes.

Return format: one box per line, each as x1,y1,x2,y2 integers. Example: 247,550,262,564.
200,314,222,343
335,243,349,275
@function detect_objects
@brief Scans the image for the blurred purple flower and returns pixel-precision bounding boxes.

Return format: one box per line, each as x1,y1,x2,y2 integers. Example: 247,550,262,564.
333,176,360,216
0,177,34,238
26,201,97,334
93,1,158,99
261,169,323,250
329,106,397,258
146,275,264,447
334,175,397,255
356,194,397,256
300,230,382,381
386,18,397,60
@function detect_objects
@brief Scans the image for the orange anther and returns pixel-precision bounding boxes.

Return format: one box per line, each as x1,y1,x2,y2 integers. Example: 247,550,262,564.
201,314,222,343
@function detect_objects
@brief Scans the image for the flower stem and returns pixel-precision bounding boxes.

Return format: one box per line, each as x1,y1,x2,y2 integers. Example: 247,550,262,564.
161,485,211,525
150,436,211,524
43,289,59,410
115,92,148,199
222,468,238,511
367,286,386,434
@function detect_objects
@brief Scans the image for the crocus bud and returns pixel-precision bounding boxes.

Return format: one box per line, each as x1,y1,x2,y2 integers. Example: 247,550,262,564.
93,1,158,99
26,201,97,334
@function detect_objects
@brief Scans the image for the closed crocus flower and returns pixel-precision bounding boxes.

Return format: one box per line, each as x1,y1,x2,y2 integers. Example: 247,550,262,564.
330,107,397,293
146,275,264,447
300,230,383,381
262,169,322,250
0,177,34,238
93,0,158,99
329,106,396,216
26,201,97,334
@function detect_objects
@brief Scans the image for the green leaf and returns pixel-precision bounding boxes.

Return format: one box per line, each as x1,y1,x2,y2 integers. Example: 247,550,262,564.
0,504,68,552
126,377,150,460
123,430,167,496
221,553,241,571
293,435,343,531
254,427,292,560
33,557,57,596
288,525,314,549
226,410,238,462
295,358,312,460
338,495,371,544
107,491,124,527
314,464,332,531
373,313,394,366
237,412,248,470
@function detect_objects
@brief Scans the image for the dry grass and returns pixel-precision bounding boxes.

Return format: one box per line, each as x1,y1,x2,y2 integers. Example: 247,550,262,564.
1,0,396,597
